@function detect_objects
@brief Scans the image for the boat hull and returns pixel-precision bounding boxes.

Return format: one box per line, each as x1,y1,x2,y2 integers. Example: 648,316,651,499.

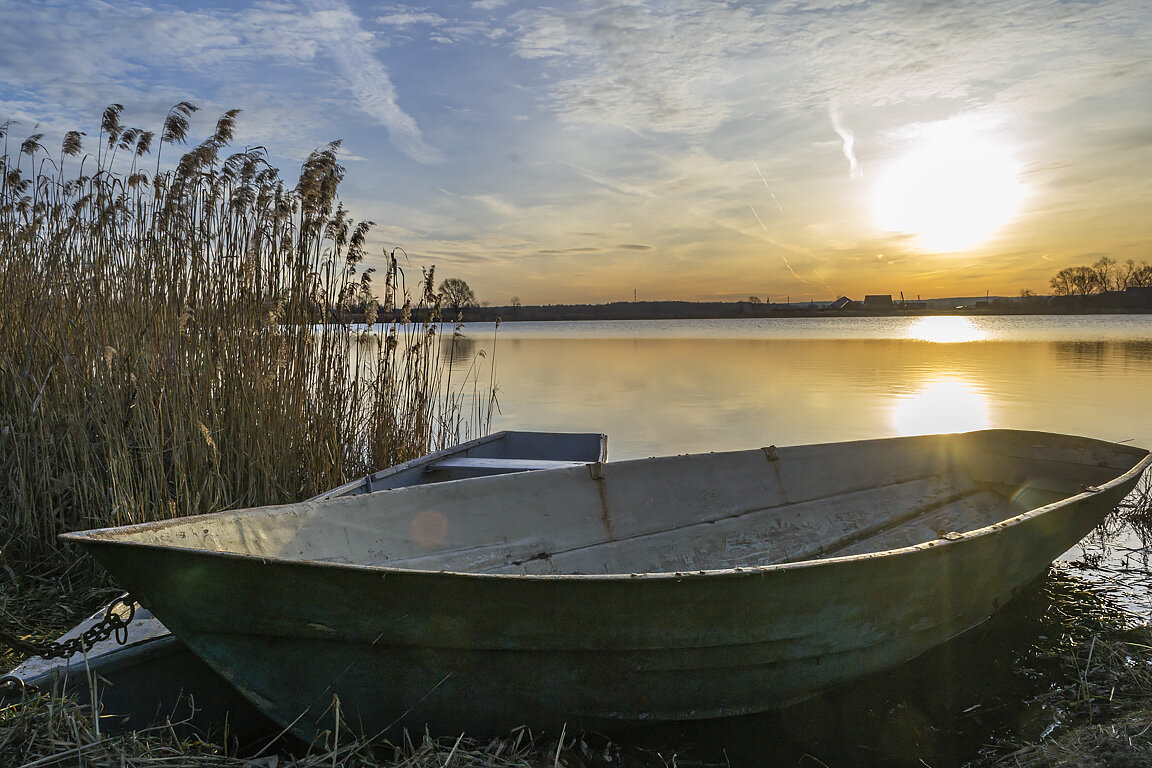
69,444,1144,737
10,430,605,732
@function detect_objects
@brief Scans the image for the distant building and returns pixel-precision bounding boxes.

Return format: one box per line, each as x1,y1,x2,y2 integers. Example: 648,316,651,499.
827,296,853,310
863,294,894,310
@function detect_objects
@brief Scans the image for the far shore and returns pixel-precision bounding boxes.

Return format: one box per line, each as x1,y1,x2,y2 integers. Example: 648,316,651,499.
399,294,1152,324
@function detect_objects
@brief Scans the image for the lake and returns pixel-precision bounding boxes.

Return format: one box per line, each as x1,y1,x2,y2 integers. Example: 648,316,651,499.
438,314,1152,767
444,315,1152,461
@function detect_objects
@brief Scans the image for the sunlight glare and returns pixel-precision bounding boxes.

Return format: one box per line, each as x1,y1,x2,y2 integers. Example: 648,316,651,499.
892,377,990,436
873,123,1024,252
906,316,986,343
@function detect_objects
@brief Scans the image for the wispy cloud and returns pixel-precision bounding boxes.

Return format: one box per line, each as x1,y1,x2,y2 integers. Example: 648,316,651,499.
0,0,443,163
375,10,448,28
509,1,773,133
748,204,767,231
753,161,784,212
306,0,443,163
506,0,1150,130
829,105,862,179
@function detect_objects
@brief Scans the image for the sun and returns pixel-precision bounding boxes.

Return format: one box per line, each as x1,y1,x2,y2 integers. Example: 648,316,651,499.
872,124,1024,252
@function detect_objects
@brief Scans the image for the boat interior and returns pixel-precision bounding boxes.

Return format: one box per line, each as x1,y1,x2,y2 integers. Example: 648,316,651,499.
83,431,1148,575
316,430,607,498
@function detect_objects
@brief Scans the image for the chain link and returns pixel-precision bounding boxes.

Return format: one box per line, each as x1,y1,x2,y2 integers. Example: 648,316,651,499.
10,595,136,662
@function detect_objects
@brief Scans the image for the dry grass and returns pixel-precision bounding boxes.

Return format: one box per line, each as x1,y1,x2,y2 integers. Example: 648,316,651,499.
0,692,656,768
0,559,122,675
0,104,485,574
992,713,1152,768
979,629,1152,767
975,478,1152,767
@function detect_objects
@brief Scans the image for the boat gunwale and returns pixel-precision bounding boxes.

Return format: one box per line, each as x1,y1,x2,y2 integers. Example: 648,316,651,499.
313,429,608,500
61,431,1152,582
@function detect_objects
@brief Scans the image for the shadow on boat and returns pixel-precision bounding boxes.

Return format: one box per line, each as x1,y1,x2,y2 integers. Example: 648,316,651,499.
7,558,1139,768
609,562,1138,768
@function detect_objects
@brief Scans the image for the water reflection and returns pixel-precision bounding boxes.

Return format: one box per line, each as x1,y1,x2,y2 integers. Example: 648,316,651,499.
906,315,985,343
891,376,991,436
1052,339,1152,370
441,332,481,368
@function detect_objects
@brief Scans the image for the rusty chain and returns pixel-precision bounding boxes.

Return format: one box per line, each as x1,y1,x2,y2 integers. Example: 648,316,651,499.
2,595,136,662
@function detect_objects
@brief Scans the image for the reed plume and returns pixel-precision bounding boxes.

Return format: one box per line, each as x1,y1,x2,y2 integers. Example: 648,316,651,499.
0,104,478,567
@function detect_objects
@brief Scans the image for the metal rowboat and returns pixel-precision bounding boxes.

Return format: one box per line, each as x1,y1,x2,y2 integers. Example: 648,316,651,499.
62,430,1149,738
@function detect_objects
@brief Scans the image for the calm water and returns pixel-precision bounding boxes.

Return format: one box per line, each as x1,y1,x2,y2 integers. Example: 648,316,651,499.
445,315,1152,460
435,314,1152,767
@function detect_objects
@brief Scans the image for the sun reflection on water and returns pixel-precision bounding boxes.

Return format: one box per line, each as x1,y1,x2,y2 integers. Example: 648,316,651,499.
906,316,986,343
892,377,990,436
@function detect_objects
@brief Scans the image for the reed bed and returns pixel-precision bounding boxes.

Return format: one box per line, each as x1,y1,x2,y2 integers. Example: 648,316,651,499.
0,104,483,572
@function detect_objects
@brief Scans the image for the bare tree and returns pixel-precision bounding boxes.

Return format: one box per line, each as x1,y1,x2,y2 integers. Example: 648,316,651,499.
1092,257,1120,292
1049,259,1152,296
1130,262,1152,288
748,295,762,304
1120,259,1152,289
438,278,478,310
509,296,522,307
1050,266,1103,296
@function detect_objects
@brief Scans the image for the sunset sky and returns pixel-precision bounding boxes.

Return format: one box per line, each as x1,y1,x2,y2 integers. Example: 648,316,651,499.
2,0,1149,304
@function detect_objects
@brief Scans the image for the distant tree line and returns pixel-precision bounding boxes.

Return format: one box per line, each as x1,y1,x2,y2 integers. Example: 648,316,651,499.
1050,257,1152,297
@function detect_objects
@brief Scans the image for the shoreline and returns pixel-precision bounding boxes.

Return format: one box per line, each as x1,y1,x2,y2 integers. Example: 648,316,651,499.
425,305,1152,323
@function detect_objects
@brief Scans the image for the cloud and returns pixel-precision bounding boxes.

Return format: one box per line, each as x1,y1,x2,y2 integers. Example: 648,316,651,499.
375,11,448,28
509,1,774,133
504,0,1151,136
467,193,520,217
829,105,862,179
564,162,657,198
305,0,443,163
372,5,505,44
0,0,443,164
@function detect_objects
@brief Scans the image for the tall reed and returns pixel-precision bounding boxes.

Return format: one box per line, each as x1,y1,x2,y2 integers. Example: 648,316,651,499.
0,104,481,566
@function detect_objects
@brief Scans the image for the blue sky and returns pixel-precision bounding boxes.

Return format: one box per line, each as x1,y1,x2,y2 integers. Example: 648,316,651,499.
3,0,1150,303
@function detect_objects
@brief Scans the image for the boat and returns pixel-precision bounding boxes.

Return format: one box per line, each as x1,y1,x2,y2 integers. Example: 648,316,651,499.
2,430,607,734
59,430,1149,739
